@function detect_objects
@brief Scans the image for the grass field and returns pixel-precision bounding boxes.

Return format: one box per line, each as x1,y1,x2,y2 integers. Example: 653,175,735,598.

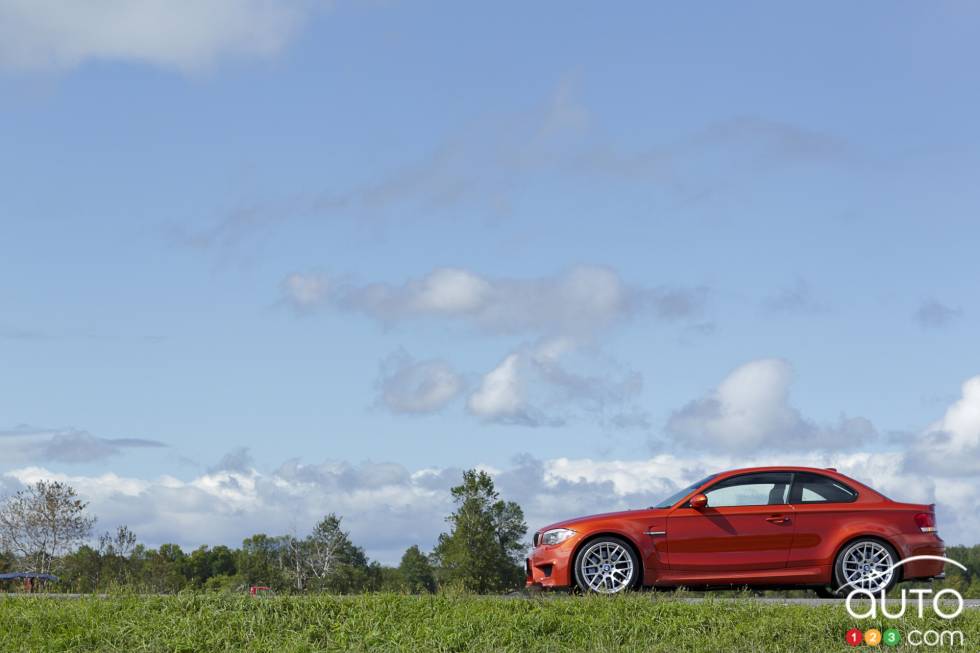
0,593,977,652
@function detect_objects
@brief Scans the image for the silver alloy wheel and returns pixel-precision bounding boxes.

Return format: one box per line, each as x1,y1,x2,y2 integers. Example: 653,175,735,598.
579,540,634,593
840,540,894,592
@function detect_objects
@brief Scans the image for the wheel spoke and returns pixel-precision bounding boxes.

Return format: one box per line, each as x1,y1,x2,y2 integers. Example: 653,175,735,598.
840,542,894,592
579,541,635,593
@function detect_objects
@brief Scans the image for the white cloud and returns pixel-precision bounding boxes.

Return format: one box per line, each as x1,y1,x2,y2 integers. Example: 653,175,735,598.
907,375,980,475
285,266,688,429
375,350,463,414
0,0,321,73
666,359,876,451
401,268,492,314
466,340,645,427
283,265,707,339
467,353,528,423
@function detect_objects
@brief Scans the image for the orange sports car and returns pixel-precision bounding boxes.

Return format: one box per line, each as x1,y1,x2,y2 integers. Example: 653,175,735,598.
526,466,946,595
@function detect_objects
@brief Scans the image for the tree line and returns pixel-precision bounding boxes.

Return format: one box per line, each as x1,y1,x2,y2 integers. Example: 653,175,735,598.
4,471,980,596
0,469,528,594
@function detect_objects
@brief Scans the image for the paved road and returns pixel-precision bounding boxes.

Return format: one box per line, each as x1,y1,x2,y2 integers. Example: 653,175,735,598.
3,594,979,608
513,591,980,608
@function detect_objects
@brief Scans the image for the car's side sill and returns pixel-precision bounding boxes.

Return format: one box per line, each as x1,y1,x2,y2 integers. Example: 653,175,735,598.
655,565,828,586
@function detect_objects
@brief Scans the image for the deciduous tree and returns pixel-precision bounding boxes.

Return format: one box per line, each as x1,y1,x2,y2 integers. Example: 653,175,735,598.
398,544,436,593
432,469,527,593
0,481,96,574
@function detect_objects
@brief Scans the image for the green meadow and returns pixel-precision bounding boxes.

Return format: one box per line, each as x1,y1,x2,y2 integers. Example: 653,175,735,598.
1,593,977,652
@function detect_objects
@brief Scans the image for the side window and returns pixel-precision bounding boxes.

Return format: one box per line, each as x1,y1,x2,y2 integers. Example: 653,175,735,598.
701,472,792,507
789,473,858,504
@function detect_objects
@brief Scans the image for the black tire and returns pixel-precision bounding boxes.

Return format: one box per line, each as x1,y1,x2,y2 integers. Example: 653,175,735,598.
832,538,900,595
572,536,640,594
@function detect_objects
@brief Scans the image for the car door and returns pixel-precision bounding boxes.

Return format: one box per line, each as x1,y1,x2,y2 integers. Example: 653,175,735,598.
785,471,860,568
667,472,796,571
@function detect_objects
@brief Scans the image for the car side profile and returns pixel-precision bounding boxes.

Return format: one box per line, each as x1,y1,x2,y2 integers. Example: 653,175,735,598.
526,466,945,595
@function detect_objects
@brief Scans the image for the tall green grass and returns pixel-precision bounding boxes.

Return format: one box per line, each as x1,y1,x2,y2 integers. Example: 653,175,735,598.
0,593,977,652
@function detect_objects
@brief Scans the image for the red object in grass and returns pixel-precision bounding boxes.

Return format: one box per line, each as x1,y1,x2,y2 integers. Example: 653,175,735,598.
249,586,272,596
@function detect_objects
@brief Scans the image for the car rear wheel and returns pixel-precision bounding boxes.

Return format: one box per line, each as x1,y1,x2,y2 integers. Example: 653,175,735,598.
833,538,899,594
573,537,639,594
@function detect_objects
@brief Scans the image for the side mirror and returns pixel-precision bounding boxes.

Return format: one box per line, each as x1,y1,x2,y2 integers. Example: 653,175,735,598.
690,493,708,509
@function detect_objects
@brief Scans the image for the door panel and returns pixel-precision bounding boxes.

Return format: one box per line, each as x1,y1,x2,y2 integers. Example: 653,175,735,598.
787,503,844,567
785,473,861,568
667,504,796,571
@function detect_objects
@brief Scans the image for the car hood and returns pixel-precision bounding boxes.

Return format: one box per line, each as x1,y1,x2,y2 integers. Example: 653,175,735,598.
537,508,666,533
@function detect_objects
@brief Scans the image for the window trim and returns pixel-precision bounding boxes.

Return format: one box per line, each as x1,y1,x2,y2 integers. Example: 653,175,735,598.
788,472,859,505
685,471,794,508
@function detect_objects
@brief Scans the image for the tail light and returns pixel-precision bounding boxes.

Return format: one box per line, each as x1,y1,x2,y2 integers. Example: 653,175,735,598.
914,512,937,533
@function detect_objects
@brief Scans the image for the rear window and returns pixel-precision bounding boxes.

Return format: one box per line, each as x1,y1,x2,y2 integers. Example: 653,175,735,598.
789,472,858,504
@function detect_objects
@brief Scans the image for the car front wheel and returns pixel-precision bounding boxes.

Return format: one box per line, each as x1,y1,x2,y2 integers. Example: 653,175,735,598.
573,536,639,594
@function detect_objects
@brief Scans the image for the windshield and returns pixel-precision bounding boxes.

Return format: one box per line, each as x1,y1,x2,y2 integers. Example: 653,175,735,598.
653,474,717,509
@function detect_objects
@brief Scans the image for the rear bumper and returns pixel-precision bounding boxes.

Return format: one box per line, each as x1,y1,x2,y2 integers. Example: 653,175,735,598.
898,535,945,580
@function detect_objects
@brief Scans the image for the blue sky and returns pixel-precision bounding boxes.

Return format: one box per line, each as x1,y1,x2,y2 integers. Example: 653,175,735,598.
1,1,979,561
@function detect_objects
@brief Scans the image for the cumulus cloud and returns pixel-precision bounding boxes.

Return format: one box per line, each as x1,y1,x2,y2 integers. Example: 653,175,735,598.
0,455,745,563
914,299,963,329
467,340,645,428
467,353,535,424
5,447,977,564
375,350,463,414
906,375,980,476
283,266,681,428
666,359,876,451
0,425,165,464
283,265,707,339
0,0,321,73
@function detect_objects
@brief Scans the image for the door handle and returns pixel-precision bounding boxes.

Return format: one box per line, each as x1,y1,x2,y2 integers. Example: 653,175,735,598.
765,515,790,524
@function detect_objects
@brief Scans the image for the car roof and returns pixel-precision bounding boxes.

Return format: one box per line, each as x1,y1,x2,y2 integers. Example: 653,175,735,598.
715,465,842,476
704,466,884,499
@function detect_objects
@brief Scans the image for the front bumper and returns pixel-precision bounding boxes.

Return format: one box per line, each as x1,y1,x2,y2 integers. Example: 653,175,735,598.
525,539,577,588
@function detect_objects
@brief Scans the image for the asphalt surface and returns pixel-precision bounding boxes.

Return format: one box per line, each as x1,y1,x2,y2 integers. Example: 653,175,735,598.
2,594,979,607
